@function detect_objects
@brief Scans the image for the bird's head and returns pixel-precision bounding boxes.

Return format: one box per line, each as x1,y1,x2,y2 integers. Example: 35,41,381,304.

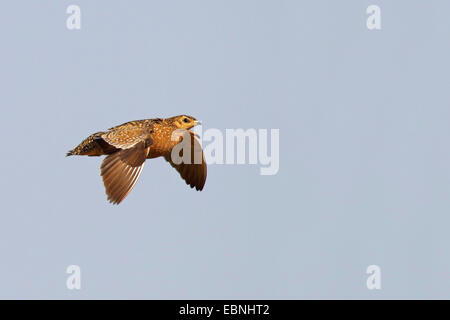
171,115,201,130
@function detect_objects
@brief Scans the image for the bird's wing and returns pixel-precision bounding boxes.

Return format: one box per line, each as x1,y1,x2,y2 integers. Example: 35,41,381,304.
101,141,150,204
101,124,153,149
164,132,207,191
100,126,153,204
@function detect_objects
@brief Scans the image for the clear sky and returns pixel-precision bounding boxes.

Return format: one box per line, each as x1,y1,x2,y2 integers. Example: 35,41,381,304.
0,0,449,299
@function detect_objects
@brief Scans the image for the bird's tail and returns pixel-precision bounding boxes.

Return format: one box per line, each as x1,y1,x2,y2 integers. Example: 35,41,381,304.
66,132,105,157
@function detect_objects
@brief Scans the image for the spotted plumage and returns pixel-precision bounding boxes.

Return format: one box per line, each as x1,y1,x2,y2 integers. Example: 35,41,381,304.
67,115,207,204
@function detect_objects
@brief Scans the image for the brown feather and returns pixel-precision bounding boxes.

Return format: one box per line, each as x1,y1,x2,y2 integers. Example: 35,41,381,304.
100,141,150,204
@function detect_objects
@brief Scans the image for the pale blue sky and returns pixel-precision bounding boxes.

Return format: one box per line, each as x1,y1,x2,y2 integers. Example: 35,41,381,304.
0,1,449,299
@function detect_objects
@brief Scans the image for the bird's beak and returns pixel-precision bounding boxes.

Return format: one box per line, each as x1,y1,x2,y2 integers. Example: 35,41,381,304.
194,120,201,126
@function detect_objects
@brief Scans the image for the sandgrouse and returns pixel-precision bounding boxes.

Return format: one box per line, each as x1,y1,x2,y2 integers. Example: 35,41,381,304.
67,115,207,204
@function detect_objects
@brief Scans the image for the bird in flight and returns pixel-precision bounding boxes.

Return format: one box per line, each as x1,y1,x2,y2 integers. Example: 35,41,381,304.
67,115,207,204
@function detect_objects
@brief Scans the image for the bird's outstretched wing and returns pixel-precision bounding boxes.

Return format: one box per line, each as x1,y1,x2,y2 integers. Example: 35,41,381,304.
100,125,153,204
164,132,207,191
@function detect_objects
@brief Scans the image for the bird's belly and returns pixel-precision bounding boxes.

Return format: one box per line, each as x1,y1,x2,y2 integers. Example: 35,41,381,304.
147,148,164,159
147,140,177,159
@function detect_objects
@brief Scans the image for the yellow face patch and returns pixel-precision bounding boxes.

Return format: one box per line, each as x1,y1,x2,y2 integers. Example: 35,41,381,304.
173,115,199,130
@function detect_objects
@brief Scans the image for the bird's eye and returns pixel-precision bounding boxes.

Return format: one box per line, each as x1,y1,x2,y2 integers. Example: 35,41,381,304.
183,118,190,123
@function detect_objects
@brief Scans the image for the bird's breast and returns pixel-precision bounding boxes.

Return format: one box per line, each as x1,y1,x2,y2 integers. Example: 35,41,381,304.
147,125,179,159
